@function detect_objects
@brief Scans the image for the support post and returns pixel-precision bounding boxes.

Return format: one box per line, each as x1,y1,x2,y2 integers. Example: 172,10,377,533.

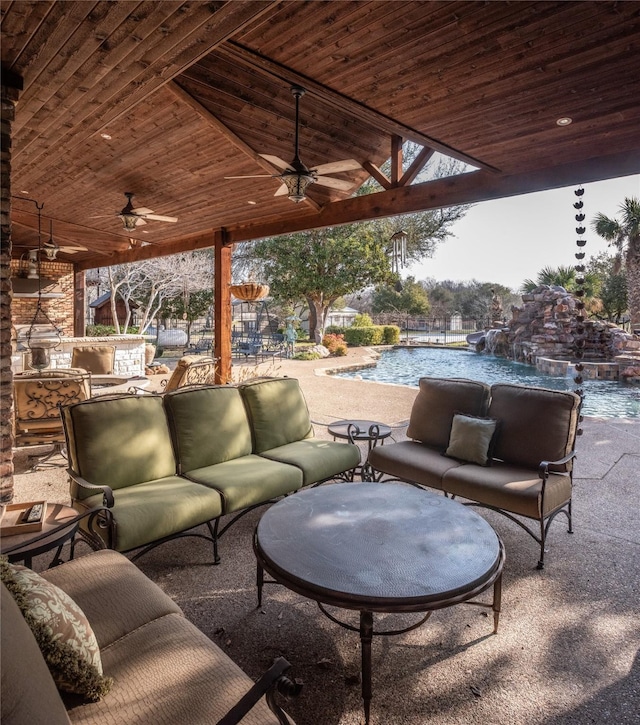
214,229,232,383
74,269,85,336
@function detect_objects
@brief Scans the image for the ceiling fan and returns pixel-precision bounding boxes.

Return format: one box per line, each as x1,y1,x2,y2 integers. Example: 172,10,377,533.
116,192,178,231
225,86,362,203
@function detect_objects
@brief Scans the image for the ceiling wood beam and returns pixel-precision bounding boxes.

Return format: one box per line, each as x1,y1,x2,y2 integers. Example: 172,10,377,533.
219,42,498,173
362,162,391,190
390,136,403,186
168,81,322,214
400,147,437,187
74,150,640,271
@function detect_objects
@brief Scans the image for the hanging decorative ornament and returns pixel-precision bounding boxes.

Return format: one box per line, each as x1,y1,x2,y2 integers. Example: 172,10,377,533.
573,186,587,436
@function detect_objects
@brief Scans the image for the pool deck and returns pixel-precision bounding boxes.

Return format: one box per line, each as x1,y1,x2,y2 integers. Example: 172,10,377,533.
9,346,640,725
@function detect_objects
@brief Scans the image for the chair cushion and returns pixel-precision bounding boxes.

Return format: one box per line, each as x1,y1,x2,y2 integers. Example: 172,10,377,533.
442,461,572,518
488,384,580,471
1,584,71,725
163,386,252,471
42,550,182,650
184,456,303,514
71,346,115,375
239,377,313,453
67,613,287,725
406,377,491,448
444,414,499,466
259,439,360,486
73,477,223,553
0,559,111,700
62,395,177,492
369,440,463,490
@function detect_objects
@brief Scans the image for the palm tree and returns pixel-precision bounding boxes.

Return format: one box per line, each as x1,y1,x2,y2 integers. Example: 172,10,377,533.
592,197,640,327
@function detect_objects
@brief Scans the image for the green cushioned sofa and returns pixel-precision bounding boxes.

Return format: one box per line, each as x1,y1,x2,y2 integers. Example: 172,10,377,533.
369,377,581,569
62,378,359,562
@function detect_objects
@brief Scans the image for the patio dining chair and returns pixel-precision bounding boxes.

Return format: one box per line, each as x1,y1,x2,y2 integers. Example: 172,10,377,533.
13,369,92,470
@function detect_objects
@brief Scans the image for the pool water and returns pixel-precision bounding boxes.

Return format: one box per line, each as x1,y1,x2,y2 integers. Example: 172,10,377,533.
333,347,640,418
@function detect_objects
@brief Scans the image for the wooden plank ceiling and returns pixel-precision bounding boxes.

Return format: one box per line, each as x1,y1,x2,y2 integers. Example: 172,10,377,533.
3,0,640,270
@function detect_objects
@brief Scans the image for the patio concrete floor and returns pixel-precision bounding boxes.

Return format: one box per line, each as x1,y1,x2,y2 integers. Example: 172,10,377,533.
9,347,640,724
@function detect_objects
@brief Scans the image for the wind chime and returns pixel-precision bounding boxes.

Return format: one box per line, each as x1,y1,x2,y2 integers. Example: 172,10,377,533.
572,187,587,436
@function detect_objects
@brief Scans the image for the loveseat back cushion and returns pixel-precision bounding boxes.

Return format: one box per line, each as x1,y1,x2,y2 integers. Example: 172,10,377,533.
163,386,252,471
61,395,177,492
488,383,580,471
1,584,71,725
240,377,313,453
406,377,491,449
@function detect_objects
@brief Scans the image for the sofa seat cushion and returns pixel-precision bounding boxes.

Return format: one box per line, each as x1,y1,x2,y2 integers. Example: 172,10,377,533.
369,441,464,490
259,439,360,486
74,477,223,553
42,550,182,650
66,613,287,725
184,456,303,514
442,461,572,518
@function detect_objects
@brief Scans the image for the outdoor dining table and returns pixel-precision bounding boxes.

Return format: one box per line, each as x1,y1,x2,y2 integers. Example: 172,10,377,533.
253,482,505,724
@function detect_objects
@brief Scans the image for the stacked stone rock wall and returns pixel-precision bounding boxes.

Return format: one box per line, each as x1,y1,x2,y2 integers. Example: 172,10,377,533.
484,285,634,364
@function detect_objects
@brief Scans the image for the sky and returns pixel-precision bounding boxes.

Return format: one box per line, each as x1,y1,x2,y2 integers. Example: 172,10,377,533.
406,174,640,292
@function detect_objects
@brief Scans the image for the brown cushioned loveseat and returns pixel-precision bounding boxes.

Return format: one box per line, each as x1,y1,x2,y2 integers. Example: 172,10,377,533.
369,377,581,568
61,377,359,563
1,549,298,725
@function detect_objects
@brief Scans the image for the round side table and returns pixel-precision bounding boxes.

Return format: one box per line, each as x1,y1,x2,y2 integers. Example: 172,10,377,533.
328,419,392,480
1,503,79,568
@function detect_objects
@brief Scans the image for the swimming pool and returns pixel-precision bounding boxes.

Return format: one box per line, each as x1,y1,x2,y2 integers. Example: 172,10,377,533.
333,347,640,418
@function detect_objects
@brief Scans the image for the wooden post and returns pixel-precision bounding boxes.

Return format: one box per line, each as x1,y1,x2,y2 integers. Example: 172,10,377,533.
214,229,232,383
74,269,85,336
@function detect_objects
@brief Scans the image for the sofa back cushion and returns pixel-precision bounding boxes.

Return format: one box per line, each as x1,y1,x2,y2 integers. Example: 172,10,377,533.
488,383,580,471
407,377,491,449
239,377,313,453
163,385,253,471
61,394,177,493
1,584,71,725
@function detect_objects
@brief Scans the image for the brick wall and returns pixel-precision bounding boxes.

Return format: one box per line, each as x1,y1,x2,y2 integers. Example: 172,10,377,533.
10,258,75,333
1,79,20,502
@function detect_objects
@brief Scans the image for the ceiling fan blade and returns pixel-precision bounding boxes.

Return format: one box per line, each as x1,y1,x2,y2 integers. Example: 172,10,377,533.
59,246,84,254
140,214,177,223
225,174,274,179
260,154,294,171
133,217,147,227
274,184,289,197
314,176,355,191
133,207,155,215
312,159,362,175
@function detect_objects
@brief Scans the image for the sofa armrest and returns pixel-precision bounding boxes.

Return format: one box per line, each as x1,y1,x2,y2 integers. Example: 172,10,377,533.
538,451,576,480
68,470,115,507
216,657,302,725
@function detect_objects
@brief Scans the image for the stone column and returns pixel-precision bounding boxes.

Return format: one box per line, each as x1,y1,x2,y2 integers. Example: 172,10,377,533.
1,69,22,502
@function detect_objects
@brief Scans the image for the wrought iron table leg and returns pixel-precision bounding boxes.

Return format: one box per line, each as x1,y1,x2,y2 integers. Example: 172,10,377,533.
360,610,374,725
257,562,264,607
493,571,502,633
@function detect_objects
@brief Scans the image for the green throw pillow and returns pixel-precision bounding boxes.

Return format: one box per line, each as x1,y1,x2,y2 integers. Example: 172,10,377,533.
445,413,499,467
0,556,112,701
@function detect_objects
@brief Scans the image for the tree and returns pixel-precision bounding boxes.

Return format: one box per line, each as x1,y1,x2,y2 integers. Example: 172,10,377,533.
253,226,391,342
592,197,640,327
372,276,431,319
586,251,628,322
96,251,214,336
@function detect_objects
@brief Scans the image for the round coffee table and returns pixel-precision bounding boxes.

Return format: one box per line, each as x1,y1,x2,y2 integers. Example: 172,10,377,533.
254,482,504,724
0,503,80,568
